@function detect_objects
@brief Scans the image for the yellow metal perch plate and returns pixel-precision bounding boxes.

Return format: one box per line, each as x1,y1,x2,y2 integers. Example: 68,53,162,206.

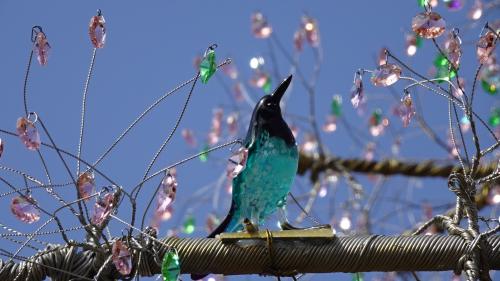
218,226,334,243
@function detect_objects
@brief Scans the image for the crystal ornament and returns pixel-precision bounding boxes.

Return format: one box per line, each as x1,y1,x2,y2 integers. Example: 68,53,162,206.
77,171,95,201
228,147,248,178
89,12,106,48
398,94,416,127
477,31,496,64
371,64,402,87
302,15,320,47
480,63,499,95
11,194,40,223
443,31,462,69
162,250,180,281
200,49,216,84
350,73,364,108
490,108,500,127
468,0,483,20
0,138,3,158
412,12,446,39
251,12,272,39
16,117,41,150
183,215,195,234
331,95,342,117
155,170,177,220
112,240,132,276
91,188,117,226
33,31,50,66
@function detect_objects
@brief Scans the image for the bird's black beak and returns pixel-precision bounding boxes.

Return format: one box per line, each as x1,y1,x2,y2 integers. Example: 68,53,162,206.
270,75,292,104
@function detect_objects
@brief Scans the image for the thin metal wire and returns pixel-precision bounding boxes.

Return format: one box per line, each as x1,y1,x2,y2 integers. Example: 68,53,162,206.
76,48,97,175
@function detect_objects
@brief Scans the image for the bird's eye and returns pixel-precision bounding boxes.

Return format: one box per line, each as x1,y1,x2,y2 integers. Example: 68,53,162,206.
266,102,272,106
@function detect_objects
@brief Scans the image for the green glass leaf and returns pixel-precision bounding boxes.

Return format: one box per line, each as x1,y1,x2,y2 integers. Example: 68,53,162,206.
331,95,342,117
482,79,498,95
417,0,427,7
370,109,382,126
352,272,364,281
162,250,180,281
489,108,500,127
183,215,195,234
199,144,209,162
200,49,216,84
415,35,423,48
262,77,272,94
434,53,448,68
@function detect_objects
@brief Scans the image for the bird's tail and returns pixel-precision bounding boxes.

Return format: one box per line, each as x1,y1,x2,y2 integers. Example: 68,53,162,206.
190,201,236,280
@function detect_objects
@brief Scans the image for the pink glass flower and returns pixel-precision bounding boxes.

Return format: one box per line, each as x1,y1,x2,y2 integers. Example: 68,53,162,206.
411,12,446,39
91,189,116,226
181,129,196,148
228,148,248,178
398,94,416,127
232,83,245,102
16,117,41,150
226,113,238,136
350,74,364,108
302,15,320,47
33,31,50,66
208,109,223,145
112,240,132,275
322,115,337,133
477,31,496,64
11,194,40,223
77,171,95,201
371,64,402,87
294,29,305,52
89,12,106,48
443,31,462,69
468,0,483,20
154,170,177,220
251,12,272,39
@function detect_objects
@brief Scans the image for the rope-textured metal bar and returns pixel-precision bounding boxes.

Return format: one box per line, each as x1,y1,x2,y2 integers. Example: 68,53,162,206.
297,153,497,181
2,235,499,280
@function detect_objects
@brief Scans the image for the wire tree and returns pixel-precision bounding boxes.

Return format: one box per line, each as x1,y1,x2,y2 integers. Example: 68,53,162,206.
0,1,499,281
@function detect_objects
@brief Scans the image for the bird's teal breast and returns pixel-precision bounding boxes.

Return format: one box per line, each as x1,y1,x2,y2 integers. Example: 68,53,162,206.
230,131,298,230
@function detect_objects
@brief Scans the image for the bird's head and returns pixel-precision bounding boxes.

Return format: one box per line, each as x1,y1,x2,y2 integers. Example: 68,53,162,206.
252,75,292,121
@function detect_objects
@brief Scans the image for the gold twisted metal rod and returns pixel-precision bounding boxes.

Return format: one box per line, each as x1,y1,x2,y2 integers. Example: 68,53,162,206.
297,153,498,181
1,234,499,280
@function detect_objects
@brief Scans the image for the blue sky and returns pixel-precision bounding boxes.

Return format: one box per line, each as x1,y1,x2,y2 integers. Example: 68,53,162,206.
0,1,498,280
